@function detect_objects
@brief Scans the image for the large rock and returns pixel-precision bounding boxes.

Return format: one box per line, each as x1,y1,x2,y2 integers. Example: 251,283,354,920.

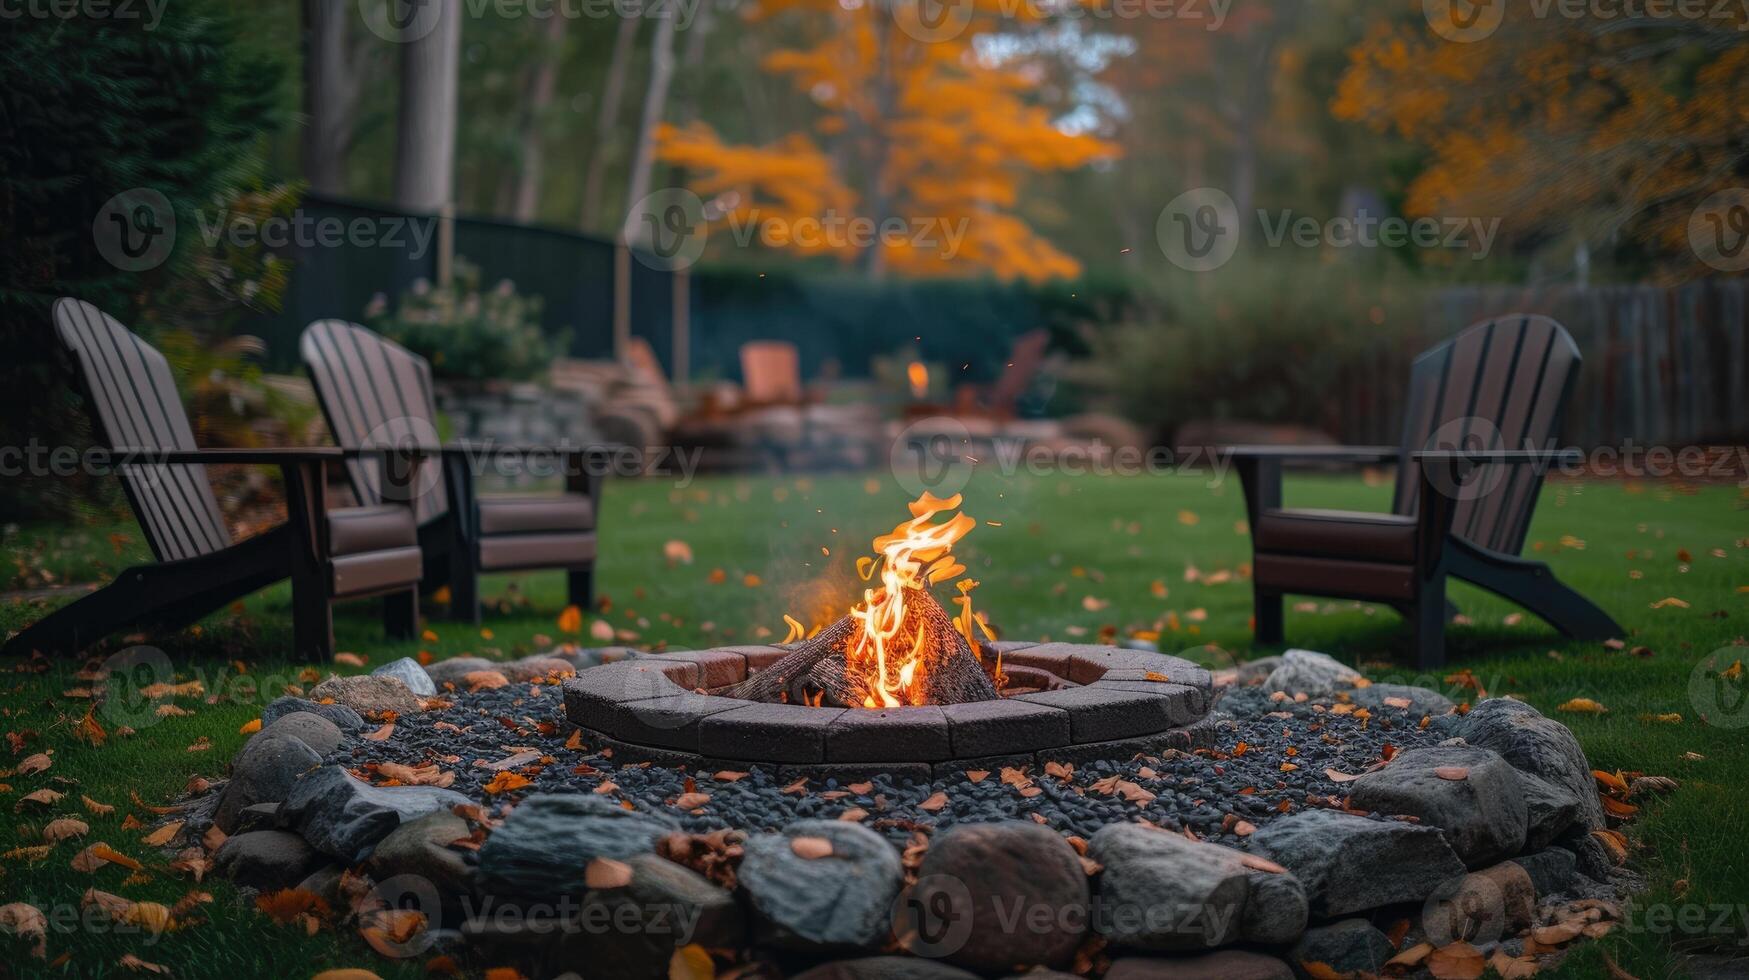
476,793,676,901
1240,870,1308,946
739,820,903,953
425,656,496,687
1421,862,1534,947
1088,823,1250,951
790,959,980,980
911,822,1088,971
1250,810,1467,917
363,810,475,901
1518,772,1586,851
563,853,744,980
308,674,423,719
503,655,576,682
213,830,326,890
1106,950,1294,980
214,733,324,833
1349,683,1456,714
277,765,470,863
1288,920,1394,978
261,696,363,732
1348,745,1528,868
371,657,437,697
259,710,344,756
1262,650,1362,696
1458,698,1605,832
1511,847,1578,898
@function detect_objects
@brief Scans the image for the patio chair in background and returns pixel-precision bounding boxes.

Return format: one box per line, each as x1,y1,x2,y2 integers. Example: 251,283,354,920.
1229,314,1623,669
2,300,425,661
300,320,604,624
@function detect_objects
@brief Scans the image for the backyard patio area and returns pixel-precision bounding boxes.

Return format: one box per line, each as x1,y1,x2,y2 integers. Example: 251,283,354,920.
2,468,1744,977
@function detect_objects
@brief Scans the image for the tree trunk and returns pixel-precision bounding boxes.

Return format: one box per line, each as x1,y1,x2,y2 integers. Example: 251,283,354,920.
393,0,462,214
510,13,567,223
621,10,678,244
580,14,641,232
301,0,357,195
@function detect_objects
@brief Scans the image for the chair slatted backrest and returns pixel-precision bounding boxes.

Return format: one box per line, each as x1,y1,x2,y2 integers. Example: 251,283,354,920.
52,299,231,562
988,329,1051,415
1391,314,1581,555
301,320,447,524
740,341,802,404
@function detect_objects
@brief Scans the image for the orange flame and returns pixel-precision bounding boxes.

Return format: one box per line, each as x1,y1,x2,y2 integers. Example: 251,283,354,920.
845,492,977,707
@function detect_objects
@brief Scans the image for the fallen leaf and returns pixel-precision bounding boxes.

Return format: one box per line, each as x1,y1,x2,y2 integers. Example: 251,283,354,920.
790,837,834,859
118,953,170,974
919,791,949,813
238,718,262,735
670,944,714,980
674,792,711,810
1434,766,1470,781
0,903,47,957
362,721,395,741
16,753,51,776
1558,698,1608,715
482,771,531,795
42,817,89,843
1427,941,1486,979
584,857,633,889
141,821,182,847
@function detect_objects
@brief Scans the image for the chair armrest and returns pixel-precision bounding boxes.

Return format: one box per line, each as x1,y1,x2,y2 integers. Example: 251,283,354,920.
1410,449,1583,467
1223,445,1401,464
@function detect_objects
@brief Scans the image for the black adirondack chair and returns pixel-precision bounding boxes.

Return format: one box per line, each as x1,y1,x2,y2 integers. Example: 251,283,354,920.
1230,314,1623,668
2,300,426,661
299,320,604,623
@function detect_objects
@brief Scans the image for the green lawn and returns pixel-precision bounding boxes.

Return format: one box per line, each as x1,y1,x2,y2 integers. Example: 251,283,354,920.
2,469,1745,978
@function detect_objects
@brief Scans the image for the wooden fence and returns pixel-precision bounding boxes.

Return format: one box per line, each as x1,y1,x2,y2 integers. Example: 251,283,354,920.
1336,281,1749,448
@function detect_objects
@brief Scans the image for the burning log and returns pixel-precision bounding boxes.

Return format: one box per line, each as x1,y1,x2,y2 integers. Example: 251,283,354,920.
719,588,999,708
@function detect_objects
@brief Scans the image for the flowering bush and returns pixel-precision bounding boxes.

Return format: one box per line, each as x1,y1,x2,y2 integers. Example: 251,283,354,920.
367,258,560,383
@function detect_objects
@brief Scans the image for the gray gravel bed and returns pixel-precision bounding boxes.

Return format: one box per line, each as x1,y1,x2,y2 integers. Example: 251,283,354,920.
336,682,1460,848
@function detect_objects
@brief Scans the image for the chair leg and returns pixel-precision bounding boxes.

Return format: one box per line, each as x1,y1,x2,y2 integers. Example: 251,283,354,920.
567,567,595,610
447,546,481,625
1411,577,1448,671
383,588,419,641
291,575,335,663
1254,589,1284,645
1451,548,1622,641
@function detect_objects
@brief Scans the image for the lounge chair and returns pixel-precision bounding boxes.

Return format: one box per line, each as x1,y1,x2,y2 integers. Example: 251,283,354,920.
1230,314,1623,668
300,320,605,623
2,300,425,661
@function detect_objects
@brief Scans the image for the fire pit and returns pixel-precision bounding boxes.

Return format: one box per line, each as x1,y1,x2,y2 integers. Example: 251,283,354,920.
564,493,1216,778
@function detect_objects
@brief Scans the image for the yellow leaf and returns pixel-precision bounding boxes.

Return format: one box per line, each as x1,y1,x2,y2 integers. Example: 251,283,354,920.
1558,698,1608,715
238,718,262,735
141,821,183,847
482,771,531,795
670,944,715,980
557,604,583,634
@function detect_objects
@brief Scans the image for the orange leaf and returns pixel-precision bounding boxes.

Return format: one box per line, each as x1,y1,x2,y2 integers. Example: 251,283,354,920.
585,857,633,889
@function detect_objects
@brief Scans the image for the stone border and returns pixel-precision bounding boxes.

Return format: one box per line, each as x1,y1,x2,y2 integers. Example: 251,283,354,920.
561,641,1216,774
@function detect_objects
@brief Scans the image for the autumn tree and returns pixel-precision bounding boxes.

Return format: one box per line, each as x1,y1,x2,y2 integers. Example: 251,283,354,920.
655,0,1119,280
1333,6,1749,279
